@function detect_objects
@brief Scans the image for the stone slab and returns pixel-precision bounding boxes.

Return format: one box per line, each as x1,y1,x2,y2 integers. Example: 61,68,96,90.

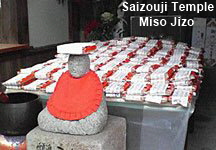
27,115,126,150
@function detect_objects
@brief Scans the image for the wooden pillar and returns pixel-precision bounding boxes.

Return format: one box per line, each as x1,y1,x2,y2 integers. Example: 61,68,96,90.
0,0,29,44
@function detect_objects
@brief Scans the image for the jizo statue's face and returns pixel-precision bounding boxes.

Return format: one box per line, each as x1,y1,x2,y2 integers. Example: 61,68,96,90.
68,55,90,78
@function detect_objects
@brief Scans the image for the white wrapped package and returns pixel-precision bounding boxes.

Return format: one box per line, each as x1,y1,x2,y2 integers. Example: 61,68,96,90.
176,42,188,49
172,48,186,56
57,42,96,54
130,73,149,83
126,82,149,95
155,47,171,56
186,61,200,69
116,40,129,46
190,47,202,55
171,89,193,107
95,71,107,81
23,80,48,91
99,50,118,57
149,83,169,96
109,70,130,82
105,82,125,98
97,46,108,52
5,86,21,90
99,62,119,71
174,68,196,81
124,95,145,102
145,40,159,47
166,56,182,66
135,36,148,41
114,50,135,58
136,46,154,55
150,66,173,80
136,62,156,73
173,80,192,86
55,53,69,60
186,53,200,61
122,37,133,41
175,86,194,92
90,56,112,70
118,63,137,72
161,40,174,45
89,53,98,61
3,74,31,86
145,95,163,104
107,46,123,51
34,63,62,79
91,56,112,64
45,82,57,93
99,58,125,71
128,43,140,49
130,55,146,63
51,68,68,81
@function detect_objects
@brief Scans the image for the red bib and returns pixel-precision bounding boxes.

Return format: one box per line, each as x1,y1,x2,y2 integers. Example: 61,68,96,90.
47,70,103,120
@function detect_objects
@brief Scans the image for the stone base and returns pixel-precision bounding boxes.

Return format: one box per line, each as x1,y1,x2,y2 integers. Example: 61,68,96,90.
27,115,126,150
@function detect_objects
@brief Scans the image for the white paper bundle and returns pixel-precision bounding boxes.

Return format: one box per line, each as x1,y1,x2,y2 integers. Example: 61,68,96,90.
150,66,172,80
155,47,171,56
113,51,133,58
145,40,158,47
135,37,148,41
57,42,96,54
145,95,163,104
105,82,125,98
95,71,107,81
130,55,145,63
174,68,194,81
51,68,68,81
118,63,137,72
186,61,200,69
23,80,47,91
176,42,188,49
166,57,182,66
136,46,154,55
130,73,149,83
34,63,62,79
126,82,148,95
89,54,98,61
109,70,130,82
124,94,145,102
45,82,57,93
149,83,169,96
136,62,156,73
5,86,21,90
190,47,202,55
186,53,200,61
161,40,174,45
90,57,112,70
91,56,112,64
171,89,192,107
3,74,30,86
99,62,119,71
97,46,108,52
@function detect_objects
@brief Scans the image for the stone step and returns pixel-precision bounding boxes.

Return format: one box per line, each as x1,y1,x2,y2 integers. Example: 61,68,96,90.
27,115,126,150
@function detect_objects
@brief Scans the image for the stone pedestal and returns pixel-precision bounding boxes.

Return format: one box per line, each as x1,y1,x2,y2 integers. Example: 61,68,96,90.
27,115,126,150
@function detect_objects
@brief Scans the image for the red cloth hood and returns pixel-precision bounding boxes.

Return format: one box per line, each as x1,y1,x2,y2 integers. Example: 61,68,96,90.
47,70,103,120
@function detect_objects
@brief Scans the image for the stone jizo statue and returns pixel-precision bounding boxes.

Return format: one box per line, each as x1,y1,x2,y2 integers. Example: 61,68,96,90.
38,43,108,135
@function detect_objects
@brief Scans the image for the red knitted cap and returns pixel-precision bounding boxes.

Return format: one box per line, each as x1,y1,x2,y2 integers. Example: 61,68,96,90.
47,70,103,120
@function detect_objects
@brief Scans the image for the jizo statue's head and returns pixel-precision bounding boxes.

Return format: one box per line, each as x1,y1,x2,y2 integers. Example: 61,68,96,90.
68,54,90,78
